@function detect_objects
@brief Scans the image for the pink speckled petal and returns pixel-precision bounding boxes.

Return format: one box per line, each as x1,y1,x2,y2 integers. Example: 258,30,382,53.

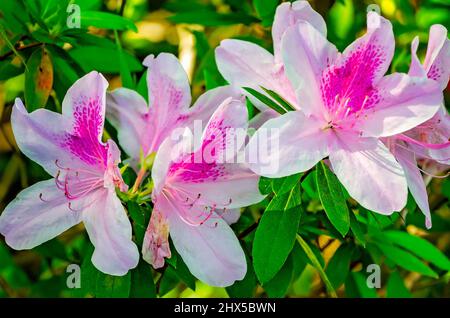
408,36,427,78
106,88,152,163
160,196,247,287
83,188,139,276
11,99,91,176
330,133,407,214
0,179,82,250
394,145,432,229
215,39,296,111
281,22,338,118
358,73,442,137
272,0,326,62
61,71,109,168
167,99,265,208
423,24,450,90
144,53,191,141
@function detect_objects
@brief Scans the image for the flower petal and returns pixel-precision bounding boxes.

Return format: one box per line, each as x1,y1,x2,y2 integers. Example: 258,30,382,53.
161,197,247,287
329,133,408,214
339,12,394,84
423,24,450,90
272,0,326,61
282,22,338,117
215,39,296,110
247,111,331,177
394,146,432,229
186,85,243,127
0,179,81,250
11,99,77,176
83,189,139,276
167,99,265,208
106,88,150,162
60,71,109,168
142,209,171,269
144,53,191,130
408,36,427,78
358,73,442,137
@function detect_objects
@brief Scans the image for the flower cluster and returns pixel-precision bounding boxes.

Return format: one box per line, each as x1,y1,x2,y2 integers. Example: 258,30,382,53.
0,1,448,287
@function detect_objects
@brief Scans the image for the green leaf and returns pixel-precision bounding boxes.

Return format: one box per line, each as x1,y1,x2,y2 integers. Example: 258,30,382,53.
34,239,68,260
258,176,273,195
169,10,257,26
127,201,147,247
174,256,196,291
374,241,438,278
75,244,131,297
296,235,337,298
81,11,137,31
243,87,287,114
69,46,143,74
253,184,302,283
130,261,156,298
350,211,366,247
253,0,278,27
301,170,319,200
263,255,294,298
325,244,354,289
0,58,24,81
346,271,377,298
386,271,411,298
95,272,131,298
382,231,450,271
271,173,302,196
25,46,53,111
260,87,296,112
316,161,350,237
114,30,134,89
328,0,355,40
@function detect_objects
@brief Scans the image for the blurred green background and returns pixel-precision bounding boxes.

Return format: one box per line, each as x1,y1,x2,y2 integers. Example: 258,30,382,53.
0,0,449,298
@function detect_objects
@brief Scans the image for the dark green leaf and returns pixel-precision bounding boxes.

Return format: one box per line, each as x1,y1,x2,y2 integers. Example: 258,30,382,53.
253,184,302,283
243,87,286,114
325,244,353,289
386,271,411,298
382,231,450,271
81,11,137,31
25,46,53,111
374,241,438,278
169,10,257,26
263,255,293,298
69,46,143,73
130,261,156,298
316,161,350,237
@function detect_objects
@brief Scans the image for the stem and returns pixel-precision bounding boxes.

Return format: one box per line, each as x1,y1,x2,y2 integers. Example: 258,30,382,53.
131,166,147,194
296,234,338,298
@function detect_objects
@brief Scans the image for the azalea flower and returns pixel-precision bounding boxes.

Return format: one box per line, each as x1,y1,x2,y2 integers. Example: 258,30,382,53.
246,12,443,214
215,0,326,112
385,24,450,228
0,72,139,276
143,98,264,287
106,53,240,169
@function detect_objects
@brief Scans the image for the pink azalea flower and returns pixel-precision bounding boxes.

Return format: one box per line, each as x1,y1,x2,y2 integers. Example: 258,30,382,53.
246,12,443,215
144,99,264,287
0,72,139,276
215,0,326,112
385,24,450,228
106,53,240,167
